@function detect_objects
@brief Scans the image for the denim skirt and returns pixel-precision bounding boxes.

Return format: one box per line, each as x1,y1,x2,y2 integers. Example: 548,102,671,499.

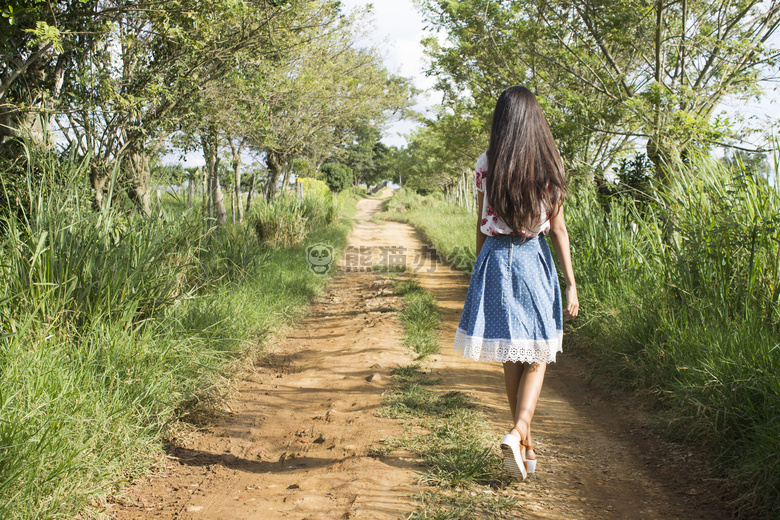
454,234,563,364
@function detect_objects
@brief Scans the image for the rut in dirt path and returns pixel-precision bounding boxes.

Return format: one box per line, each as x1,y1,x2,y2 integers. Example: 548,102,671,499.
110,189,730,520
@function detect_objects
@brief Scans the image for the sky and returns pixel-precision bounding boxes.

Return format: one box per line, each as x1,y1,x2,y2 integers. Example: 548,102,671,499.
338,0,442,147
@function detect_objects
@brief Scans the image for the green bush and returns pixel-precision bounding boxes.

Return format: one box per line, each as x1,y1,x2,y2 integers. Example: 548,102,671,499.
295,176,331,199
320,162,353,193
251,191,341,248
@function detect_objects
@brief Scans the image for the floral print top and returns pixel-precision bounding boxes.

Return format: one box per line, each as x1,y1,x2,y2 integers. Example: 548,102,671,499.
475,153,551,238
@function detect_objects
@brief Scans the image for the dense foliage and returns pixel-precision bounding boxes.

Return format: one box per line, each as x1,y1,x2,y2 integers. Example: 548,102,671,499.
321,162,353,193
1,0,413,219
413,0,779,184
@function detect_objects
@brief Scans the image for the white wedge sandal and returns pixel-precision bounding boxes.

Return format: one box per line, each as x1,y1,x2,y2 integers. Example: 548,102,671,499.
500,428,529,480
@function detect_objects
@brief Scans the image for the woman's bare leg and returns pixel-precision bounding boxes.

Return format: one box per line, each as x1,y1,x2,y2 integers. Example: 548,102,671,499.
503,361,546,460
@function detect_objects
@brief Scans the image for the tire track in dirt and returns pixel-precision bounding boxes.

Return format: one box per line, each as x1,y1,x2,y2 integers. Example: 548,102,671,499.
110,189,729,520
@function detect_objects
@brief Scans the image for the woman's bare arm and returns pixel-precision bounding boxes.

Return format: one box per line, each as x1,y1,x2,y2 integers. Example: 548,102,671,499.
476,191,487,257
548,205,579,319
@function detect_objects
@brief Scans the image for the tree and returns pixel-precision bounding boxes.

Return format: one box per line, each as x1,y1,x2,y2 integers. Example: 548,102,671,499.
259,7,413,198
320,162,352,193
419,0,630,180
200,124,227,227
172,1,340,220
419,0,780,182
0,0,108,152
0,1,114,220
393,125,453,191
243,161,267,214
344,125,398,186
722,149,769,176
228,135,248,223
54,0,331,213
2,0,414,221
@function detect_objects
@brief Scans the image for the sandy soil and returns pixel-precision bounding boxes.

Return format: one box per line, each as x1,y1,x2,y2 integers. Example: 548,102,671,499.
109,189,730,520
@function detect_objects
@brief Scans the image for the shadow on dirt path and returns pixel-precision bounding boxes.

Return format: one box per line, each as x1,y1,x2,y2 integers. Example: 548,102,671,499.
110,188,729,520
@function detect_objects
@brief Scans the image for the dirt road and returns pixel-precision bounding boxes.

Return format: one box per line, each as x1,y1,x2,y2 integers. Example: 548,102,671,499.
110,190,729,520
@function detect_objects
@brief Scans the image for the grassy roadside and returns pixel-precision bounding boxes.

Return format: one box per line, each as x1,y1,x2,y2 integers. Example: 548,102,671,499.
382,190,477,272
0,153,362,520
395,278,443,358
375,277,520,519
383,159,780,519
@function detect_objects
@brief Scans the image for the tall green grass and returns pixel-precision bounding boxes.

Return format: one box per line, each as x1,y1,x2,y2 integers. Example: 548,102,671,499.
394,279,443,358
567,157,780,518
0,147,358,519
251,190,341,247
385,158,780,518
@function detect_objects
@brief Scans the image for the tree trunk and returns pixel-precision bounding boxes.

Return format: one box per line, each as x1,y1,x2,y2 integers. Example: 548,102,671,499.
0,106,14,154
281,165,292,192
464,169,472,213
201,167,209,233
230,187,235,223
0,47,56,154
90,162,111,211
229,137,246,223
246,172,257,214
264,151,283,199
646,138,673,186
187,176,194,209
123,145,152,216
233,179,239,223
0,107,48,153
46,54,68,135
201,128,227,227
208,154,227,227
212,173,227,226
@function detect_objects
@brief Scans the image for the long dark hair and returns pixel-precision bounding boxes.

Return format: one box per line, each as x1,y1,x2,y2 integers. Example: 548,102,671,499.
485,86,566,234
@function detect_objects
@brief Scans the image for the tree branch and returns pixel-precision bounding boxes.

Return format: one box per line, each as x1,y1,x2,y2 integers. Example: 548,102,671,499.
0,42,55,103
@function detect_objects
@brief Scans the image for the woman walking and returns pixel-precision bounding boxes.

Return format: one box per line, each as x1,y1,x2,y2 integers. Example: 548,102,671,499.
453,86,579,480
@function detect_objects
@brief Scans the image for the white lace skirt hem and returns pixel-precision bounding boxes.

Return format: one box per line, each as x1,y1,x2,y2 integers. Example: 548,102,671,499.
453,327,563,364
